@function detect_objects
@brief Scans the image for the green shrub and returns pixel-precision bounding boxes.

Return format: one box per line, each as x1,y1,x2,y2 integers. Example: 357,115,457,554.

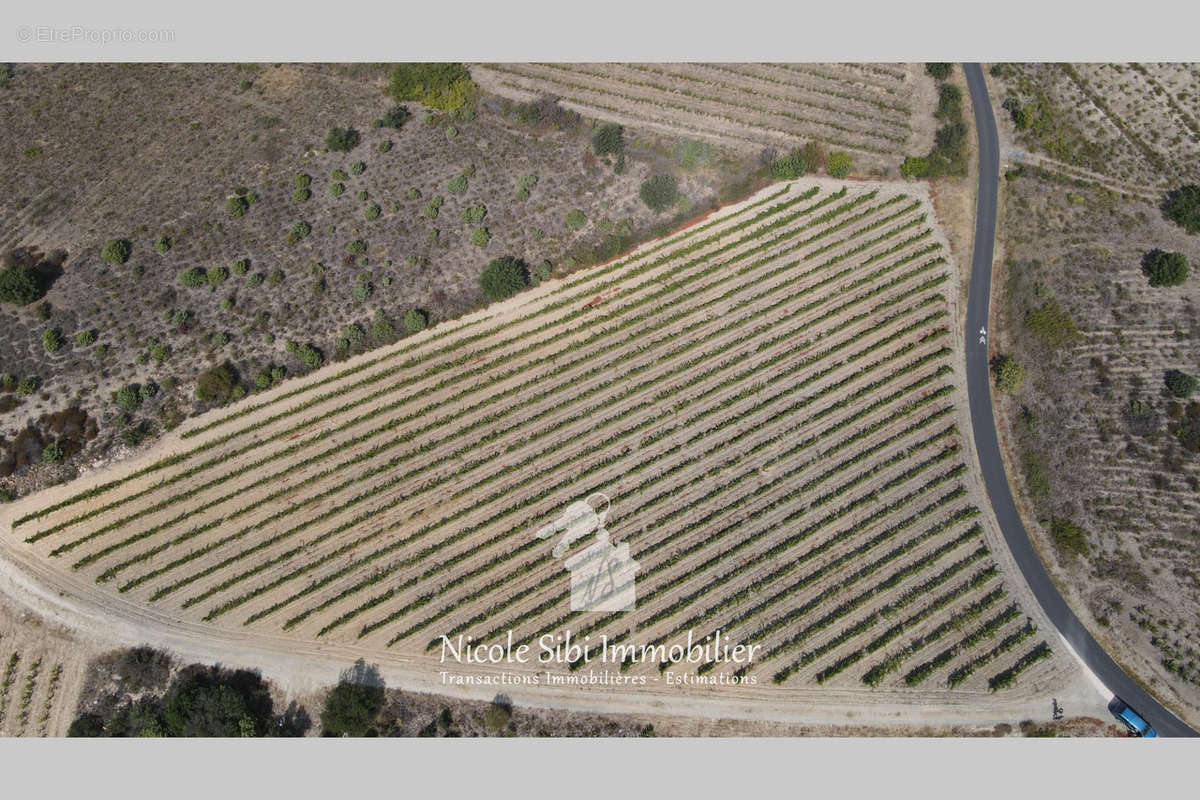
1165,369,1198,398
826,151,852,178
232,258,250,276
935,84,963,121
515,172,538,200
565,209,587,230
113,384,142,412
1162,184,1200,234
155,236,172,254
356,190,369,202
102,239,132,265
40,441,65,464
74,329,96,347
901,155,929,178
1025,300,1081,349
1141,249,1189,287
1048,518,1088,558
403,309,428,333
771,149,808,180
926,63,953,80
0,264,42,305
295,173,311,189
195,363,237,405
179,268,206,288
639,174,679,213
150,343,172,364
471,227,492,247
347,239,367,255
226,196,249,219
365,204,381,221
331,168,349,180
42,328,64,353
15,376,38,395
326,126,360,152
350,161,366,176
330,182,345,197
460,204,487,224
293,188,311,203
991,355,1025,392
378,139,392,153
674,138,712,169
295,343,323,369
592,122,624,156
407,187,422,200
480,256,528,301
377,104,410,129
354,282,373,301
447,174,468,195
288,220,311,244
207,266,229,286
389,63,474,111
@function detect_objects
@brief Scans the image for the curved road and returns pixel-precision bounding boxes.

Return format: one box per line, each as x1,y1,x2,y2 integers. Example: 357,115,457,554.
962,63,1197,738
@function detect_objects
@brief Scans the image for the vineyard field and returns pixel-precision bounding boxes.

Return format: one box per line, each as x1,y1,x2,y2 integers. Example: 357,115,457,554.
3,179,1062,702
472,63,935,172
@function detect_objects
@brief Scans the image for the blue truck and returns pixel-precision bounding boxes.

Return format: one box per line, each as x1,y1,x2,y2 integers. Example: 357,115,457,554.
1112,698,1158,738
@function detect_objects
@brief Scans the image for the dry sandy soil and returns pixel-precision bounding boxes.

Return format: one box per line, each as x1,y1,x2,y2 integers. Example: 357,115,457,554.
0,179,1111,733
987,63,1200,726
0,594,91,736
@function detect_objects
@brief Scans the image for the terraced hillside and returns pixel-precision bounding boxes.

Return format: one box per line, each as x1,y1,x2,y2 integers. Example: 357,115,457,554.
4,180,1056,695
472,63,933,173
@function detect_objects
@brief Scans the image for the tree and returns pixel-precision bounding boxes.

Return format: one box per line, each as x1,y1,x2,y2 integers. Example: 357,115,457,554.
771,149,808,180
161,666,274,737
827,151,852,178
991,355,1026,392
320,663,385,737
325,126,360,152
639,174,679,213
925,63,953,80
1162,184,1200,234
403,309,428,333
0,264,42,305
195,363,238,405
480,256,528,302
1165,369,1198,398
102,239,132,265
1141,249,1189,287
592,122,624,156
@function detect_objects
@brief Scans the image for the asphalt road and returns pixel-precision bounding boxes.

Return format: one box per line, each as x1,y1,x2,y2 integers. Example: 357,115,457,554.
961,62,1197,738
